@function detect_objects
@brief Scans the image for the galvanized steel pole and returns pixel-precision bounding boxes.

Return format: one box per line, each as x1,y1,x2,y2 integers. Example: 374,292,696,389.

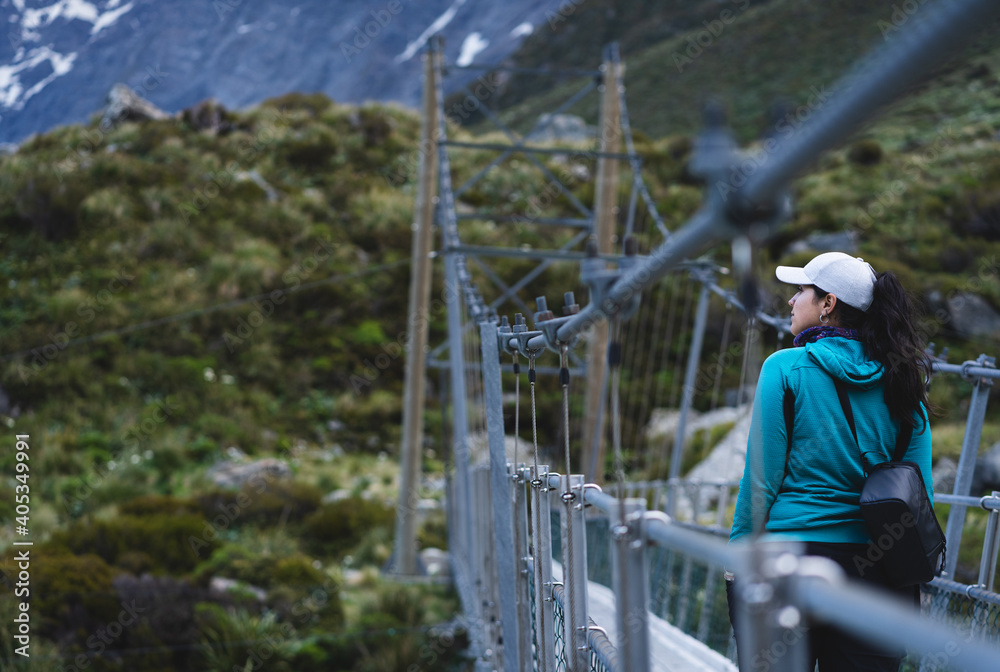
480,319,523,672
611,498,651,672
667,279,712,517
943,355,994,578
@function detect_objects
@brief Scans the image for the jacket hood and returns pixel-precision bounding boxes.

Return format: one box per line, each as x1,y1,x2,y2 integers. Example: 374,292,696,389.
804,337,883,388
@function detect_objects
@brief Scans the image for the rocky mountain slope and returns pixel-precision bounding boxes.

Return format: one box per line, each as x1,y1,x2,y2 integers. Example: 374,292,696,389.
0,0,564,144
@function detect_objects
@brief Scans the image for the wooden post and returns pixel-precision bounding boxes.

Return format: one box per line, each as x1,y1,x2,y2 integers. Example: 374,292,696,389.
392,42,440,575
581,48,623,484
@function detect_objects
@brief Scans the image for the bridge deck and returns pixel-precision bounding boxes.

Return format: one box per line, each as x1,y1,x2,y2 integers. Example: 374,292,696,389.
552,562,738,672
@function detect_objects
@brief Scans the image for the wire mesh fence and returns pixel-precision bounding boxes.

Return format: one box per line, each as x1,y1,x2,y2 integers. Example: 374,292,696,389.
529,560,539,672
587,619,618,672
552,583,566,672
898,581,1000,671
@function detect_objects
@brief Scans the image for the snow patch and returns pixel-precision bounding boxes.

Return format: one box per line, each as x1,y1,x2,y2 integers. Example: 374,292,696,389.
0,46,77,109
16,1,134,39
91,1,133,36
22,1,99,31
456,32,488,67
509,22,532,38
394,0,468,64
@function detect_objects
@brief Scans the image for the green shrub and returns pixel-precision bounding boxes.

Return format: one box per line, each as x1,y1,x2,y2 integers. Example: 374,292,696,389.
186,435,220,462
195,605,297,672
261,92,333,116
119,494,201,517
51,514,214,574
847,139,884,166
31,551,120,639
302,497,395,559
198,480,322,528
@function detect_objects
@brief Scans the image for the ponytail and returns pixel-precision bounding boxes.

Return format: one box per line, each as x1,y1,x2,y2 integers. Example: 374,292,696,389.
825,272,931,428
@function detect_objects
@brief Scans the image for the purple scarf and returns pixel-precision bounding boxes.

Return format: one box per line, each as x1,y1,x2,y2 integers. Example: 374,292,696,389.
793,325,860,348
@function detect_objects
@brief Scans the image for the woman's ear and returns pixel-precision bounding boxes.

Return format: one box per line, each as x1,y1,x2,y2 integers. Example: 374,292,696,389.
825,293,838,314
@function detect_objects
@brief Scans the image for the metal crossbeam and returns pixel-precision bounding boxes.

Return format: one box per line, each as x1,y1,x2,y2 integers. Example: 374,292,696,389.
444,139,635,161
453,79,598,199
456,213,593,228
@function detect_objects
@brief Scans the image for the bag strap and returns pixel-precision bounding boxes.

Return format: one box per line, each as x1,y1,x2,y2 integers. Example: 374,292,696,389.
832,378,912,469
892,420,914,463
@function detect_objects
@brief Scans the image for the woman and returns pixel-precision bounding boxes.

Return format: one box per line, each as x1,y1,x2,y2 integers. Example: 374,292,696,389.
728,252,933,671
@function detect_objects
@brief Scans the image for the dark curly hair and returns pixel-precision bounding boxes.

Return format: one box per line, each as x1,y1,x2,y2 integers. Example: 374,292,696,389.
815,271,932,429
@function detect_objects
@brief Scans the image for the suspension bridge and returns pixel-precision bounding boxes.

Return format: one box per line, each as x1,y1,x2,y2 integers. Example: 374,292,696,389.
390,0,1000,670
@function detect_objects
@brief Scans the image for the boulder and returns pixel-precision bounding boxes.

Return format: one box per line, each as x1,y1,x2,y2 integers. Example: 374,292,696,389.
101,83,168,128
975,442,1000,493
419,548,451,578
645,406,744,443
209,577,266,602
945,293,1000,339
933,456,957,495
528,114,594,143
207,458,290,488
182,98,234,134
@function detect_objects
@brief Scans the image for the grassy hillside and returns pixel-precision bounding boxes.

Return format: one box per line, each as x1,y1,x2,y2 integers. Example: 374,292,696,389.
0,95,480,671
469,0,1000,140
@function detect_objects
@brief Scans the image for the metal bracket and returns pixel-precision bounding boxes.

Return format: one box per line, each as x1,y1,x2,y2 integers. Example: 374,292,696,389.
582,483,603,509
581,236,644,324
498,313,547,359
962,354,996,385
534,293,581,354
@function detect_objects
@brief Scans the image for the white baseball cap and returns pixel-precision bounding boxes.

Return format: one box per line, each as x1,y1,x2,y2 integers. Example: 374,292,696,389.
776,252,877,311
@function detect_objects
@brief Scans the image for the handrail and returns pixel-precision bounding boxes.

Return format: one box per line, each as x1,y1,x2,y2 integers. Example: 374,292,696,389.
587,619,620,672
931,360,1000,380
929,577,1000,607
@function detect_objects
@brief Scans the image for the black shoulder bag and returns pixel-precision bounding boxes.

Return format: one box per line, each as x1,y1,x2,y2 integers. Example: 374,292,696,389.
833,379,946,587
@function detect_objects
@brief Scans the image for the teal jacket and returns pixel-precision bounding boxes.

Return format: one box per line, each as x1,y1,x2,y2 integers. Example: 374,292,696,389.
730,337,933,545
